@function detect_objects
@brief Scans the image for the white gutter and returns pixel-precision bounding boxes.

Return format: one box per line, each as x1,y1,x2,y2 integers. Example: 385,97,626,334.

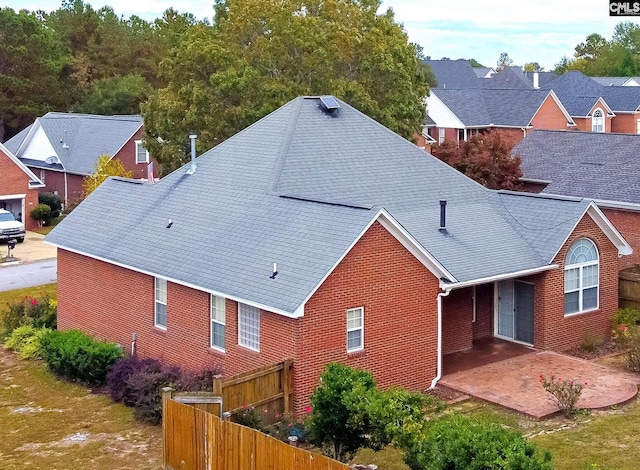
439,264,559,291
429,288,451,390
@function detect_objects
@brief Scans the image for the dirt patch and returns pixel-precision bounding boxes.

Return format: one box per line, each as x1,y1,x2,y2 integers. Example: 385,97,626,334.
563,338,619,360
426,385,469,404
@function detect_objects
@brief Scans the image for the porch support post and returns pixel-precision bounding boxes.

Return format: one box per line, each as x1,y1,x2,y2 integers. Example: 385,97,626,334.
429,288,451,389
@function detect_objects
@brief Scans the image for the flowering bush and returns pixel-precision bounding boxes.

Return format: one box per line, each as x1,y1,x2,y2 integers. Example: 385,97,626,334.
269,409,312,443
540,374,586,418
234,405,267,432
1,295,57,335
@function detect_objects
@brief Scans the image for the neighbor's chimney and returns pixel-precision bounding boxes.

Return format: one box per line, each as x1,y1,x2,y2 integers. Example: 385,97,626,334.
187,134,197,174
439,200,447,231
533,72,539,89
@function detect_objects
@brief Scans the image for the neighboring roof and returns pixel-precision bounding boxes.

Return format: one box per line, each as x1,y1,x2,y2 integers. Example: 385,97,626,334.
481,66,532,90
591,77,631,86
429,88,571,128
473,67,495,78
5,113,143,175
515,130,640,207
423,59,480,89
599,86,640,112
541,71,612,116
525,71,557,88
0,142,44,188
47,97,629,317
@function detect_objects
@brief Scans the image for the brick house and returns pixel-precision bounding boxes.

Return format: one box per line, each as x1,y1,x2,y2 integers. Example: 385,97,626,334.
0,142,44,231
47,97,631,410
515,129,640,272
4,113,159,207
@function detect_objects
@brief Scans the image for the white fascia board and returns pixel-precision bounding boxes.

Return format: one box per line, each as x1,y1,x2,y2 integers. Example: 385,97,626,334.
112,122,144,160
548,202,633,262
426,93,465,128
546,90,577,126
47,243,304,319
0,142,45,186
291,208,456,317
14,120,39,157
0,193,26,200
440,264,559,291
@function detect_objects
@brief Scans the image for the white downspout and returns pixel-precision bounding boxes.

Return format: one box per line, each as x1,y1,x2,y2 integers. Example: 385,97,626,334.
429,288,451,389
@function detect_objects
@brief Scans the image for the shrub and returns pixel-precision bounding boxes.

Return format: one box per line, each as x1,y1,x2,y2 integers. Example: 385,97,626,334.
106,356,222,425
1,295,57,335
234,405,268,432
40,329,123,385
540,374,586,418
404,414,553,470
613,324,640,371
38,192,62,220
581,331,604,353
30,203,51,223
5,325,51,360
613,307,640,329
269,411,312,443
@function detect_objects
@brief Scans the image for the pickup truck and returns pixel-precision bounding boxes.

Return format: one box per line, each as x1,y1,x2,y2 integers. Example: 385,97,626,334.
0,209,25,243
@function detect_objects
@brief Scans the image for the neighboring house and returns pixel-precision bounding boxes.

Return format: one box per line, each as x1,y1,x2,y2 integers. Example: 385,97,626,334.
46,96,630,411
473,66,496,78
515,129,640,270
425,88,575,144
0,142,45,231
4,113,158,207
591,77,640,87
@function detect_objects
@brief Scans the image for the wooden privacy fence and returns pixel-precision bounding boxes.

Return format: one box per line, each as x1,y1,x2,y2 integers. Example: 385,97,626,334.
620,265,640,310
162,391,349,470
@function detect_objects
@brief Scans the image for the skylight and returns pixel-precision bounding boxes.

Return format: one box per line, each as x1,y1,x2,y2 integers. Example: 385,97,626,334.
320,95,340,112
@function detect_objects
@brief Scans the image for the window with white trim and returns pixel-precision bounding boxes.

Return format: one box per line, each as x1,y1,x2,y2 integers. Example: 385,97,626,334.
40,170,46,183
636,118,640,134
564,238,599,315
346,307,364,352
155,278,167,329
210,295,226,351
135,140,149,163
591,109,604,132
438,128,445,144
238,303,260,351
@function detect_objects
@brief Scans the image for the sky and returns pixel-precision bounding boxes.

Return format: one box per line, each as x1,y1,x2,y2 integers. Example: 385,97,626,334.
5,0,640,71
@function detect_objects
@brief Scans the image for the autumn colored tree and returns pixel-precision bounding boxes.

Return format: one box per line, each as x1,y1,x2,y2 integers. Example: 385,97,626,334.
142,0,430,170
431,130,522,190
82,155,133,197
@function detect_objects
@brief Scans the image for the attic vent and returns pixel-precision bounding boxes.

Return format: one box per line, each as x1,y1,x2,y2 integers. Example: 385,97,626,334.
319,95,340,113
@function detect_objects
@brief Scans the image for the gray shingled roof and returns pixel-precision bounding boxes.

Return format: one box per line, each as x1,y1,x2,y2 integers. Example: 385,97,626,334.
48,97,605,315
432,88,555,127
424,59,480,89
515,129,640,205
5,113,143,175
541,71,609,116
481,67,532,90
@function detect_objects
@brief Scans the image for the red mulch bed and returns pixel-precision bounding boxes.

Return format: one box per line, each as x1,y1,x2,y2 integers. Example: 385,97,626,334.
563,338,619,360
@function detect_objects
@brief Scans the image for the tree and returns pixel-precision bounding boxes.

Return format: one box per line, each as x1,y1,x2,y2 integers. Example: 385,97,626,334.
496,52,513,70
524,62,544,72
431,130,522,190
0,7,70,141
469,58,484,67
142,0,430,171
82,155,133,197
552,56,572,75
74,74,153,115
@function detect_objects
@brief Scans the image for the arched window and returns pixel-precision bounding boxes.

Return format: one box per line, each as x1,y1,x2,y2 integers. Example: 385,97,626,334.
564,238,599,315
592,108,604,132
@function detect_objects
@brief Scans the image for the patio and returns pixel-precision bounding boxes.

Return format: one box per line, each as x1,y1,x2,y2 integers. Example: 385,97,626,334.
439,338,640,419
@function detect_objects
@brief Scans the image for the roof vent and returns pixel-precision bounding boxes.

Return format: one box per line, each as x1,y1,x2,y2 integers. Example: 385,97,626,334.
439,200,447,232
186,134,197,175
319,95,340,113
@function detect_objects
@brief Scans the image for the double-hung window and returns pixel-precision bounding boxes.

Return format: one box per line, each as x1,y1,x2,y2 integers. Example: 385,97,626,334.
564,238,599,315
155,278,167,329
591,109,604,133
210,295,226,351
136,140,149,163
238,303,260,351
346,307,364,352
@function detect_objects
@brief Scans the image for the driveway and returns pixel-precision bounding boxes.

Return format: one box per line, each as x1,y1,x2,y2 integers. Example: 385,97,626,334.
0,232,58,291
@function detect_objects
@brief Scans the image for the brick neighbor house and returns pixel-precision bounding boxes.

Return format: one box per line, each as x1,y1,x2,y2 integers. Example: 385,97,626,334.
0,142,44,231
4,112,159,207
47,96,631,411
515,129,640,271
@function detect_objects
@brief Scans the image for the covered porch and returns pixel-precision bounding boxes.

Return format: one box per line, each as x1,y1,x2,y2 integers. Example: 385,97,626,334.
438,338,640,419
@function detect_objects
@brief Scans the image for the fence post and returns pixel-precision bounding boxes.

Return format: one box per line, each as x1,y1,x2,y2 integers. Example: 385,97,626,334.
283,359,293,414
161,387,173,470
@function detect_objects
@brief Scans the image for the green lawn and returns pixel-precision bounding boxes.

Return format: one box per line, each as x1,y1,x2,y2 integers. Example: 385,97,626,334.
0,283,57,308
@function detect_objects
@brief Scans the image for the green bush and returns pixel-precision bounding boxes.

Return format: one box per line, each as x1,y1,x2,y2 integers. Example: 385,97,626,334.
40,329,123,385
1,295,57,335
405,414,553,470
38,192,62,219
614,324,640,371
30,203,51,223
613,307,640,328
5,325,50,359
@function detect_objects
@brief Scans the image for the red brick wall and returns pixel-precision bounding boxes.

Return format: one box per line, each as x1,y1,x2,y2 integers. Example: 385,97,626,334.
530,96,571,130
442,287,473,354
297,221,440,411
472,283,495,339
611,112,639,134
602,208,640,270
534,214,619,351
0,149,40,231
36,170,84,207
116,128,161,180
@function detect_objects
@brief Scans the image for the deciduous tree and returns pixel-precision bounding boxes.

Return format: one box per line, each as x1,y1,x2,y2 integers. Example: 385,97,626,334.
82,155,133,197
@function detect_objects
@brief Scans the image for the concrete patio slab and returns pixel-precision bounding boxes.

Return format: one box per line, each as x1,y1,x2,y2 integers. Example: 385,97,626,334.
439,350,640,419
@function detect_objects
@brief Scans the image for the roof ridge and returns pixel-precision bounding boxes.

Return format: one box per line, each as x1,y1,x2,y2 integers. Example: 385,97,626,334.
269,97,304,194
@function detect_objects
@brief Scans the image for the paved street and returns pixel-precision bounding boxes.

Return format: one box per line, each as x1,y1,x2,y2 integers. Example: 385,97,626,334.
0,259,57,292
